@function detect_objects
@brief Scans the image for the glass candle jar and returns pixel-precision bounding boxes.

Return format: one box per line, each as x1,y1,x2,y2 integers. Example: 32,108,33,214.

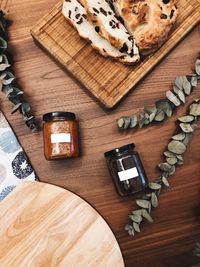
43,112,79,160
104,143,148,196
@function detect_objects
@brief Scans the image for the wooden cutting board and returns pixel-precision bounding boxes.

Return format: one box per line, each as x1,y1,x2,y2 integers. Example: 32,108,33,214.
31,0,200,108
0,181,124,267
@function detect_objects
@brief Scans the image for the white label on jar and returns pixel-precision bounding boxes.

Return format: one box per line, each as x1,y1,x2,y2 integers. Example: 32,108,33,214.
118,167,139,181
51,133,71,143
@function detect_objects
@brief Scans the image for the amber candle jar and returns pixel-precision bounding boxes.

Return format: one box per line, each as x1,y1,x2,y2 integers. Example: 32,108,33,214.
104,144,148,196
43,112,79,160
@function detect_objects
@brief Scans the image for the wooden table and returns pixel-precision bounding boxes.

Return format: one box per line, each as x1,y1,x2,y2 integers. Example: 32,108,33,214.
1,0,200,266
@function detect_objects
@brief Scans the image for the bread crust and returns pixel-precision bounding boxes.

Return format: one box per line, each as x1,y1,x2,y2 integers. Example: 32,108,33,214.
113,0,178,54
62,0,140,64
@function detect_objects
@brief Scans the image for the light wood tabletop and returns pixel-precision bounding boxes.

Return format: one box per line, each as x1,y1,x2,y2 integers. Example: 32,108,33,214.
1,0,200,266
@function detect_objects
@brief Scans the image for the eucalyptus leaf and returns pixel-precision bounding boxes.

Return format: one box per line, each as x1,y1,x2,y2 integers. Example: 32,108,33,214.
125,224,131,231
178,115,194,123
190,104,200,116
142,209,153,223
182,76,192,95
151,192,158,208
180,123,194,133
129,214,142,223
166,91,181,106
154,110,165,122
172,133,185,141
130,115,138,128
117,118,124,128
168,165,176,175
0,63,10,71
162,177,170,187
168,140,186,154
133,222,141,233
174,76,184,90
156,99,172,117
132,209,143,216
158,162,172,172
195,59,200,75
148,182,161,190
164,151,176,158
167,157,177,165
11,103,22,114
191,76,198,87
177,90,186,103
136,199,150,209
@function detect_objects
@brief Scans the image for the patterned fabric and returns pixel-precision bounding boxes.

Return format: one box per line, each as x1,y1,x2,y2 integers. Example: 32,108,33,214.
0,111,37,200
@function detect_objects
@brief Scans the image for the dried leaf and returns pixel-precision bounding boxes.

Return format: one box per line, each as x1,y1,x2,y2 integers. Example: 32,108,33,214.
174,76,184,90
164,151,176,158
151,192,158,208
117,118,124,128
180,123,194,133
195,59,200,75
167,157,177,165
154,110,165,122
130,115,138,128
177,90,186,103
190,76,198,87
132,209,143,216
158,162,172,172
148,182,161,190
168,165,176,175
129,214,142,223
0,63,10,71
133,222,141,233
166,91,181,106
190,104,200,116
156,99,172,117
182,76,192,95
178,115,194,123
142,209,153,223
11,103,22,114
168,140,186,154
162,176,170,187
172,133,185,141
136,199,150,209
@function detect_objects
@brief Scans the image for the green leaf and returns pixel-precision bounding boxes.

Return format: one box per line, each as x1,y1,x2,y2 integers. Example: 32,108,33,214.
133,222,141,233
162,177,170,187
158,162,172,172
142,209,153,223
195,59,200,75
154,110,165,122
182,76,192,95
136,199,150,209
148,182,161,190
11,103,22,114
189,104,200,116
129,214,142,223
180,123,194,133
168,140,186,154
151,192,158,208
130,115,138,128
166,91,181,106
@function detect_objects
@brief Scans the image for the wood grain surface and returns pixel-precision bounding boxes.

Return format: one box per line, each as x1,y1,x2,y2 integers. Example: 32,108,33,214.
31,0,200,108
0,182,124,267
0,0,200,266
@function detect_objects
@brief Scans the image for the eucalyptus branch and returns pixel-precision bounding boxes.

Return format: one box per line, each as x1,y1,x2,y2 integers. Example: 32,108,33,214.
0,10,38,131
118,57,200,130
125,97,200,236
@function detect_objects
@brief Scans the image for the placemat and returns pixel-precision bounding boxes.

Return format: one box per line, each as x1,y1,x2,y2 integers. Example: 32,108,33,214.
0,111,37,200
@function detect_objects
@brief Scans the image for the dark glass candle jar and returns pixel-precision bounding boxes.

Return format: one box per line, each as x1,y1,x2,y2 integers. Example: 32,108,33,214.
104,143,148,196
43,112,79,160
